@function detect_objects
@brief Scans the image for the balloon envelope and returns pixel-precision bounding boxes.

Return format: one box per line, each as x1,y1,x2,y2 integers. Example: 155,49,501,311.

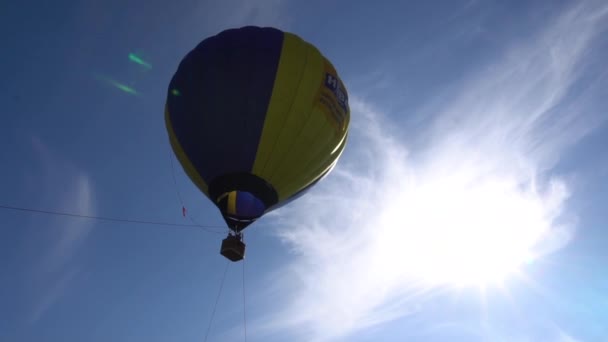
165,26,350,231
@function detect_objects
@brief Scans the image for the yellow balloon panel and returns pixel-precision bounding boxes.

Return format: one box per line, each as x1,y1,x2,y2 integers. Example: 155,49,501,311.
252,32,349,201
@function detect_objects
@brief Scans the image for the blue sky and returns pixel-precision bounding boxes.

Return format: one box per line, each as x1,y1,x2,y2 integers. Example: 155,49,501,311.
1,0,608,341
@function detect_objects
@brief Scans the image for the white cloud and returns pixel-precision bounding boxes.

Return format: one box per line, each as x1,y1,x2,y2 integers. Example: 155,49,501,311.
27,138,95,324
254,2,608,341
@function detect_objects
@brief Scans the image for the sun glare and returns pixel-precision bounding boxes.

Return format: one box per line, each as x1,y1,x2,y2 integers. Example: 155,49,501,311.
372,167,559,288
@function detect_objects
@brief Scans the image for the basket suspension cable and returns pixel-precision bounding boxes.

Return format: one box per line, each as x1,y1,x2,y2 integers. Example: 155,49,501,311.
203,260,230,342
242,250,248,342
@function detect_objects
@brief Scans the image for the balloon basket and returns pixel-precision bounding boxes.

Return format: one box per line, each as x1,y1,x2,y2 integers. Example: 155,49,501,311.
220,233,246,262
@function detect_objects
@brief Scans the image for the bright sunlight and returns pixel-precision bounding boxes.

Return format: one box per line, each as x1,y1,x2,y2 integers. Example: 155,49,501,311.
372,158,567,288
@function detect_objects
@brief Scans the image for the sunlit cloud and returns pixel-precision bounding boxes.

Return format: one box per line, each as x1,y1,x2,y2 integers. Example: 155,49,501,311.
27,138,95,324
255,2,607,341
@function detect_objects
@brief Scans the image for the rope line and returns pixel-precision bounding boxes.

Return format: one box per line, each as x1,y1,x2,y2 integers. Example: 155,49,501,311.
168,145,227,234
242,256,248,342
204,260,230,342
0,204,225,233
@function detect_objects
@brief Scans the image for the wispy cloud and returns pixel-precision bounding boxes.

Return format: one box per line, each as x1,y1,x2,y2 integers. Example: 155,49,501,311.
28,267,80,324
476,320,584,342
27,138,95,324
254,2,607,341
555,330,582,342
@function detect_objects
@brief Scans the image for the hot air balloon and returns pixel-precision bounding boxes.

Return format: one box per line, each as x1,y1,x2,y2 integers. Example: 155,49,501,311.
165,26,350,261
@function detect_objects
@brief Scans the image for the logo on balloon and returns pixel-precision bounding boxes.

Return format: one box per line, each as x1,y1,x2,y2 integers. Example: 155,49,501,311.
319,72,349,133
